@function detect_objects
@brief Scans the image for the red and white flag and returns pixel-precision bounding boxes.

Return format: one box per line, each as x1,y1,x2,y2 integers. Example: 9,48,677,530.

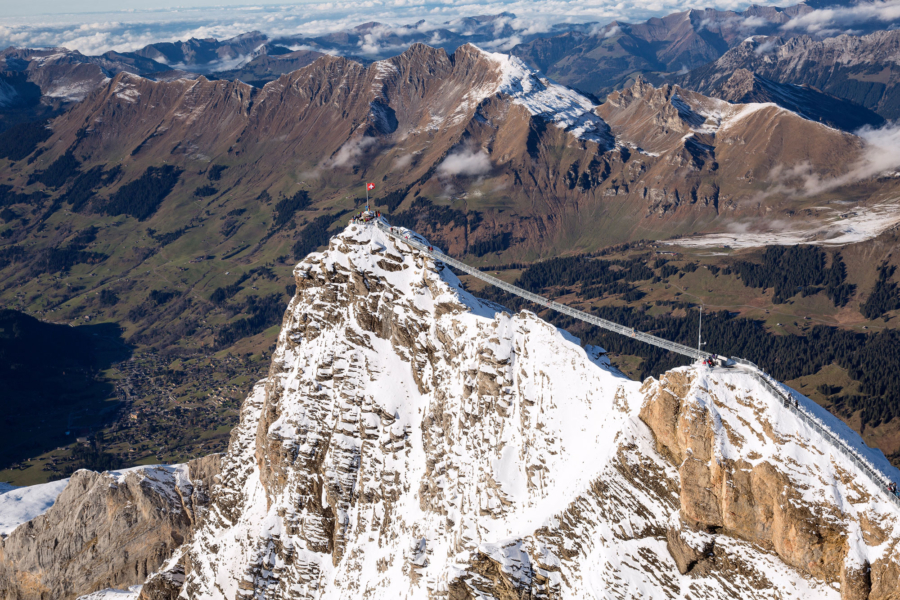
366,183,375,191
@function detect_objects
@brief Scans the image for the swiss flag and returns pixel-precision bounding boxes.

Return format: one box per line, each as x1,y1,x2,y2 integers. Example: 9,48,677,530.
366,183,375,191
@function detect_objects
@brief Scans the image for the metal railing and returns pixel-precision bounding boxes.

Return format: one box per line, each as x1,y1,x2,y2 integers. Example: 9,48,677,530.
375,220,712,361
738,365,900,508
372,218,900,508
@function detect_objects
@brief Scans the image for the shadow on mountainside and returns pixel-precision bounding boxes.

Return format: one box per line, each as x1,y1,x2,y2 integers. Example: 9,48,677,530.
0,309,133,472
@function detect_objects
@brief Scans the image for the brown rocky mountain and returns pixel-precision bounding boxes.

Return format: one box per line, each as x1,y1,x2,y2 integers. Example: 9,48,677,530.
709,68,884,131
508,5,816,96
9,44,890,257
0,10,589,119
679,32,900,119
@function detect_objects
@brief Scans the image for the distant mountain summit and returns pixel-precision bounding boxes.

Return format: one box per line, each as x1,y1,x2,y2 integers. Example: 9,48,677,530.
679,32,900,119
133,31,275,71
709,68,884,131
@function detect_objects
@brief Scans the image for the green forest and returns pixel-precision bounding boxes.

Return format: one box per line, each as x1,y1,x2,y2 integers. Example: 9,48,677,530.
471,247,900,430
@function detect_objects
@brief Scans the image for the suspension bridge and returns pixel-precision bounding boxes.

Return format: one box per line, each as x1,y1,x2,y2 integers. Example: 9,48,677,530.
374,219,713,361
371,217,900,503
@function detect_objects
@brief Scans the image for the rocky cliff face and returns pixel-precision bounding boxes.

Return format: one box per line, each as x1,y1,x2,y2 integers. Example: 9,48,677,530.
0,456,219,600
640,370,900,599
173,222,900,599
680,32,900,119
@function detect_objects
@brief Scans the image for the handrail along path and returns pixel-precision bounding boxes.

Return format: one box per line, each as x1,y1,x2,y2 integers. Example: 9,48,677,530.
372,217,900,508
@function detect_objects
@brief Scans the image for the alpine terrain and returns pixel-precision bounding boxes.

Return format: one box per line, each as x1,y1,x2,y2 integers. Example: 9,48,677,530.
2,209,900,599
3,6,900,598
2,34,900,499
15,219,891,600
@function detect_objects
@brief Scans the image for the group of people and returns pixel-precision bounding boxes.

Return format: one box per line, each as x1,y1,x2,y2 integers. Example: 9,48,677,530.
889,482,900,498
351,210,382,224
701,354,719,369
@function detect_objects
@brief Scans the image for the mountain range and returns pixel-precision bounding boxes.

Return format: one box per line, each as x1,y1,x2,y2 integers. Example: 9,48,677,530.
680,31,900,119
1,0,900,509
9,42,895,257
6,0,900,129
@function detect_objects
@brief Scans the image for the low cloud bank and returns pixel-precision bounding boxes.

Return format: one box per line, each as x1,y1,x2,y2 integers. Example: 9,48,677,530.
783,0,900,33
760,122,900,199
0,0,800,57
329,136,377,168
438,148,492,177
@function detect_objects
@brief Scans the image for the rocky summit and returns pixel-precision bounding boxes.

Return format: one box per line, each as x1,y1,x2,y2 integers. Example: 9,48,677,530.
170,221,899,599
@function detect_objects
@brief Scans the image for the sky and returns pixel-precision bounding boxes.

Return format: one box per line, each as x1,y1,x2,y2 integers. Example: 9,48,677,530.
3,0,900,56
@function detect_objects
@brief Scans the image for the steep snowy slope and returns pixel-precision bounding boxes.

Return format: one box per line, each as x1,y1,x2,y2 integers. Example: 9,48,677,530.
0,477,69,536
180,221,900,599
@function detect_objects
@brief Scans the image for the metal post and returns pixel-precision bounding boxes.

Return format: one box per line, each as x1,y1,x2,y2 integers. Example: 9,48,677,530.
698,306,702,354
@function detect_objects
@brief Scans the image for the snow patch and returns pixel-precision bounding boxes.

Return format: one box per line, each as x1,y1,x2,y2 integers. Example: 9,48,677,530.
666,201,900,248
479,49,614,148
0,478,69,536
76,585,142,600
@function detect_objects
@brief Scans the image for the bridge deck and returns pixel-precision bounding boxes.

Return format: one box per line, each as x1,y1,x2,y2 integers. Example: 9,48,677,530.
375,219,711,361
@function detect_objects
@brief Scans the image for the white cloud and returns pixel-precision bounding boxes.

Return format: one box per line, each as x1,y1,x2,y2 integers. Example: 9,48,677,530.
753,37,778,54
782,0,900,33
759,122,900,199
0,0,801,56
841,122,900,184
392,154,414,170
329,136,377,168
438,148,492,176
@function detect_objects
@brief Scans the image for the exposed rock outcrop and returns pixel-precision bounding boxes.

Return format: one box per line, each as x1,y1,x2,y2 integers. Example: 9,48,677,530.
174,222,899,599
640,370,900,600
0,457,219,600
137,558,185,600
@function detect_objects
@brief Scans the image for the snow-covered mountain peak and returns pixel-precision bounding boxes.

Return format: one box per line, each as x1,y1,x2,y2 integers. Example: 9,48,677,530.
179,221,900,599
470,47,614,148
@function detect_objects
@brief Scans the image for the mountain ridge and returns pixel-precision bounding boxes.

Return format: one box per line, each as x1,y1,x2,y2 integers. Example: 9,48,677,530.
678,32,900,119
